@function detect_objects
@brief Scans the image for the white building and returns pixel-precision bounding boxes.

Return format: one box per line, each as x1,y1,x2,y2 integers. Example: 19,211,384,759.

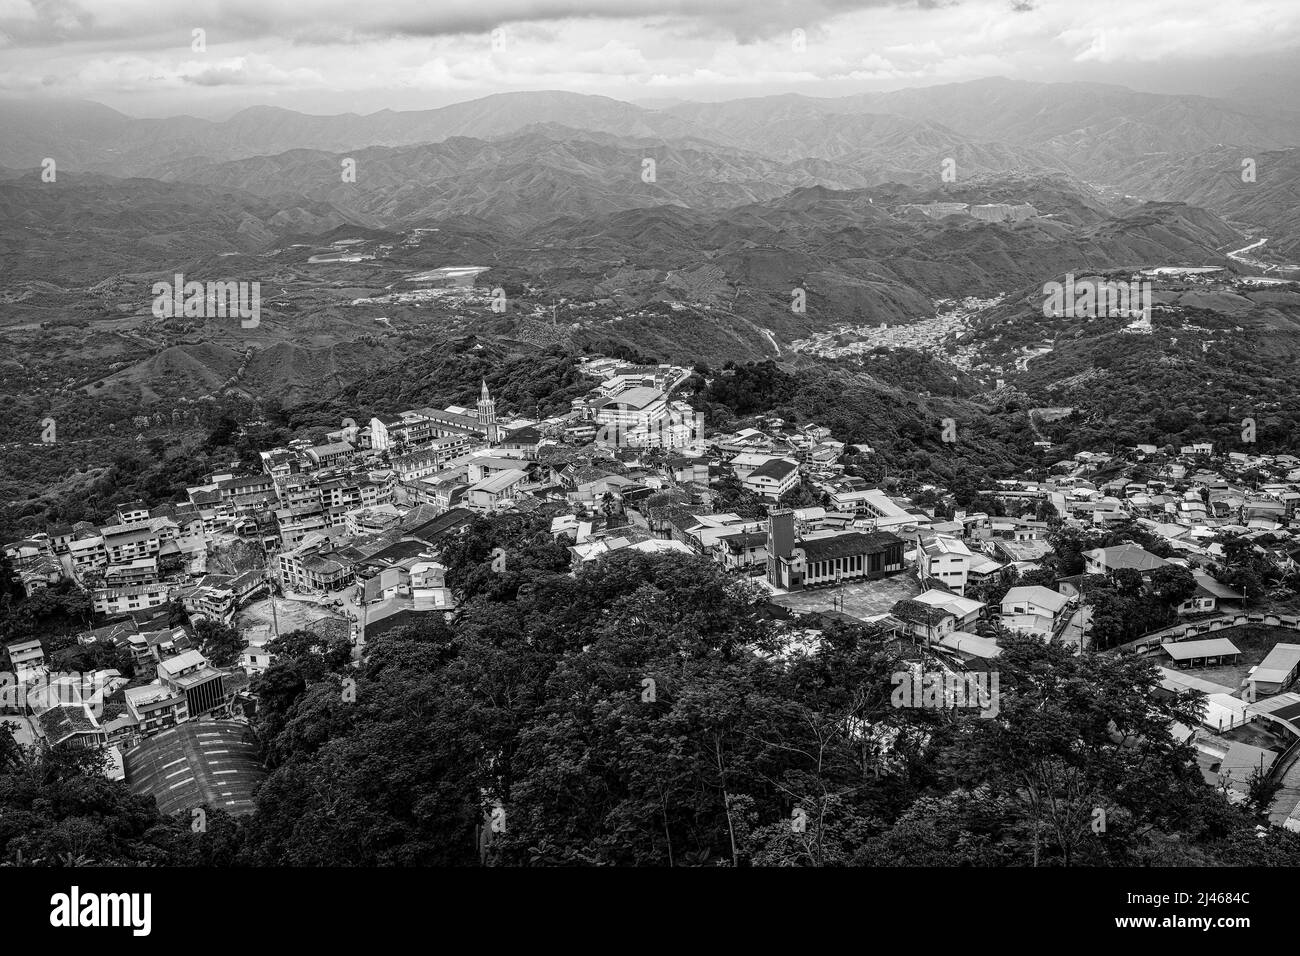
742,458,800,500
917,535,973,595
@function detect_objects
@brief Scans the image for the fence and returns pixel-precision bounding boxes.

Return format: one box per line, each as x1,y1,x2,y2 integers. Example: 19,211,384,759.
1116,613,1300,654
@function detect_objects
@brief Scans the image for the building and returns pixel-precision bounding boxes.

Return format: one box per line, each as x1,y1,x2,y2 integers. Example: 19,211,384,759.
477,379,501,444
100,522,162,567
891,599,956,643
1161,638,1242,670
465,468,529,513
92,583,169,617
123,720,264,816
742,458,800,500
305,442,357,470
1083,543,1170,576
591,387,681,449
829,488,917,530
278,534,355,593
123,684,189,737
916,534,973,595
911,589,984,631
716,530,769,572
1248,643,1300,698
158,651,229,719
766,510,905,591
1177,572,1243,615
1000,585,1071,637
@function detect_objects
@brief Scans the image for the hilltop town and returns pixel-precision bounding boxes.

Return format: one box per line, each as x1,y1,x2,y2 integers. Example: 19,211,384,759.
7,352,1300,831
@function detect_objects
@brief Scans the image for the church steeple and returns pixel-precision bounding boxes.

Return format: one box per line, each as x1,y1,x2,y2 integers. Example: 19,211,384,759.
478,378,499,444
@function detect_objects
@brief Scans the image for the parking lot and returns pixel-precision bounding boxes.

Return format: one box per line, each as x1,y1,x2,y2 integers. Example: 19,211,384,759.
767,573,922,620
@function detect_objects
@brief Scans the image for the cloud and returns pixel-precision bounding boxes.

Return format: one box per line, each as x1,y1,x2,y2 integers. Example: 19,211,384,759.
0,0,1295,111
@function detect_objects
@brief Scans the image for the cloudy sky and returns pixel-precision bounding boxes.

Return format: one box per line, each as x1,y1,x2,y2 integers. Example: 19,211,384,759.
0,0,1296,116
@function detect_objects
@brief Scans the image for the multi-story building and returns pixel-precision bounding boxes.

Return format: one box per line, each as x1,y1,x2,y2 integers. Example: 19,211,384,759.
92,583,169,617
100,523,162,567
124,684,189,737
390,437,475,482
68,534,106,581
278,533,356,593
916,534,973,595
369,392,493,453
742,458,800,500
158,651,229,719
103,557,159,587
305,442,357,470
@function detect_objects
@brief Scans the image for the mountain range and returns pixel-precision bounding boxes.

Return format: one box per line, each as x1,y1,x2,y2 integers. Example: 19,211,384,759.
1,76,1298,423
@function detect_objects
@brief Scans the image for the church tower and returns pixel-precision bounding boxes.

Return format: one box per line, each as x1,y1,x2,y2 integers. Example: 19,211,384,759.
478,379,499,444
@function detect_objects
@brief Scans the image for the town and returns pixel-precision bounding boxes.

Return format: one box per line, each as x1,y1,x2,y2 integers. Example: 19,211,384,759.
6,351,1300,830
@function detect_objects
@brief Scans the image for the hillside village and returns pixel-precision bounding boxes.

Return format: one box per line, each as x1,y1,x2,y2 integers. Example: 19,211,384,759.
7,353,1300,826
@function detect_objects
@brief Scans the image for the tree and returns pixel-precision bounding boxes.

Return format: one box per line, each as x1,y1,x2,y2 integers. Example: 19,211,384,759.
1148,566,1197,608
194,619,243,668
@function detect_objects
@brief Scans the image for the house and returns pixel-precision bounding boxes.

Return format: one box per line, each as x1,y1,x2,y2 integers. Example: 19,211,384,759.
911,589,984,630
891,598,956,643
666,456,709,485
1248,643,1300,698
5,639,46,679
936,631,1002,660
238,646,275,675
716,530,768,572
501,426,541,459
967,553,1005,587
1000,585,1071,637
1083,543,1170,576
991,537,1052,568
1161,638,1242,669
1177,572,1243,615
742,458,801,500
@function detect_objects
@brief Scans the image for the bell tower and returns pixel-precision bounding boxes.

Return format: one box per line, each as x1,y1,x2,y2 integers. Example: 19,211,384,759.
478,379,499,444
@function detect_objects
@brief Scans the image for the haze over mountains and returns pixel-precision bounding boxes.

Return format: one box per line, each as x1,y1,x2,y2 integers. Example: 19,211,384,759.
4,77,1298,187
2,75,1299,418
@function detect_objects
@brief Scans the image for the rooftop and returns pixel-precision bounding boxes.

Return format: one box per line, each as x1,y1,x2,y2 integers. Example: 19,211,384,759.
123,720,264,816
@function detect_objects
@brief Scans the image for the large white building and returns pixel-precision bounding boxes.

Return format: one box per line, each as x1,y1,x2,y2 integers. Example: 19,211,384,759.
591,388,701,449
